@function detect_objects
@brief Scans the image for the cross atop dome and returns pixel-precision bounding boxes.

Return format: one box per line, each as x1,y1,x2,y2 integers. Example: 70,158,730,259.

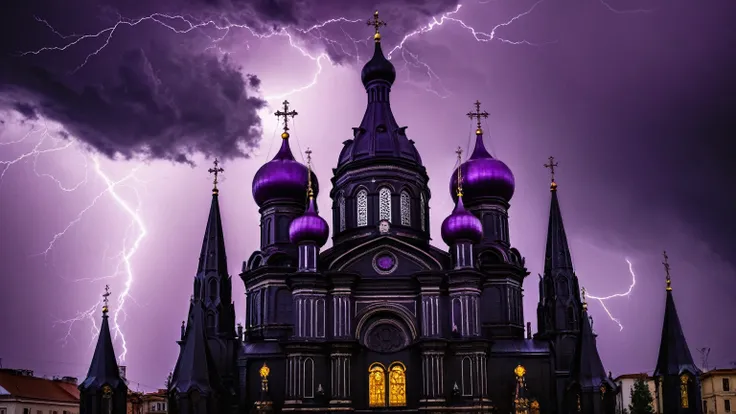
275,100,298,139
367,10,387,42
467,100,489,135
455,147,463,197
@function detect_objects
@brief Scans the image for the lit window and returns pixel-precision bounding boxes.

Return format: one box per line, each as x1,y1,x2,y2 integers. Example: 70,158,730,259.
680,374,689,408
357,190,368,227
338,194,346,232
379,187,392,222
368,363,386,407
400,191,411,226
388,362,407,407
420,193,426,231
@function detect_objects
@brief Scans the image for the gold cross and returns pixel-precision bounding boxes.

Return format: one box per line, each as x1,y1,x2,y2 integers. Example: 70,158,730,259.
467,100,489,134
305,148,314,198
544,156,559,190
663,250,672,291
455,147,463,197
367,11,387,41
102,285,111,314
208,158,224,193
275,100,298,139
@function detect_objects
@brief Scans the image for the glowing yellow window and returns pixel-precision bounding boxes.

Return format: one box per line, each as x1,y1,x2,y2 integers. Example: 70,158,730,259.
680,374,689,408
388,362,407,407
368,363,386,407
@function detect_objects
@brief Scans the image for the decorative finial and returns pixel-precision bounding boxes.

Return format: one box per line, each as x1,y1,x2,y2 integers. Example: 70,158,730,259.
663,250,672,291
260,362,270,380
102,285,111,315
305,148,314,199
544,156,559,191
514,364,526,379
467,100,489,136
367,10,387,42
208,158,224,194
455,146,463,197
581,286,588,311
275,100,298,139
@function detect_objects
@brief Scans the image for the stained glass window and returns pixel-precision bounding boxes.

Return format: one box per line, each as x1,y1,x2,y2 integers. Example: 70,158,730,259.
368,363,386,407
379,188,392,222
400,191,411,226
388,363,407,406
420,193,426,231
680,374,689,408
338,194,346,232
357,190,368,227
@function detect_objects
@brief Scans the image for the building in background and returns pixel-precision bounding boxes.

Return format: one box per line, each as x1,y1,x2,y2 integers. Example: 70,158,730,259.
141,390,167,414
700,369,736,414
614,373,660,413
127,390,143,414
0,368,80,414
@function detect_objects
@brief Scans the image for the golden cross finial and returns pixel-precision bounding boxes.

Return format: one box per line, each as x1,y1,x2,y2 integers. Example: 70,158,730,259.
102,285,111,314
544,156,559,191
367,10,387,42
455,147,463,197
275,100,298,139
514,364,526,379
581,286,588,311
305,148,314,199
208,158,224,194
663,250,672,291
467,100,489,136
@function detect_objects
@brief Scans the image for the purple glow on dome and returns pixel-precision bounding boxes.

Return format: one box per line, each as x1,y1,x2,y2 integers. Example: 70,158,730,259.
441,196,483,245
375,254,396,271
289,197,329,247
449,133,515,203
252,138,319,207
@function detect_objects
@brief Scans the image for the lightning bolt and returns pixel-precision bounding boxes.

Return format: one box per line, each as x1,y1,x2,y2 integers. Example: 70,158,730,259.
0,119,145,362
586,257,637,331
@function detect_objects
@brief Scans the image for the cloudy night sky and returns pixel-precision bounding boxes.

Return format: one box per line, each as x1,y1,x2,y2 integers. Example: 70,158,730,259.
0,0,734,392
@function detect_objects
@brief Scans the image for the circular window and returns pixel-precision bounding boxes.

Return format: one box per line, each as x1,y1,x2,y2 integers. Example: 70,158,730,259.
372,251,397,275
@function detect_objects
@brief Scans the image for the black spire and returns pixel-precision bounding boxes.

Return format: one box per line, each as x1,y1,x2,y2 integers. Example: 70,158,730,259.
79,286,127,414
571,295,611,390
543,158,573,274
198,160,227,276
170,300,223,395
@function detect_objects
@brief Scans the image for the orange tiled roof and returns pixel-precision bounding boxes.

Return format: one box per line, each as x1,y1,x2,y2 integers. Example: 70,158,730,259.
0,370,79,403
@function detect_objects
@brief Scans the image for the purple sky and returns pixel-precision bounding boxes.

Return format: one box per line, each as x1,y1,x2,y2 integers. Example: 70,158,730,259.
0,0,734,392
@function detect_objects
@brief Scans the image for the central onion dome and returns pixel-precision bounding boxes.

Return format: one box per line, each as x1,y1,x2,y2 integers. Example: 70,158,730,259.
289,196,329,247
361,39,396,87
450,131,515,203
441,195,483,246
252,128,319,207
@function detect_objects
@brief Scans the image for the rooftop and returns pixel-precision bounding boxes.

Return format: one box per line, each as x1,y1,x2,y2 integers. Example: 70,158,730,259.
0,369,80,403
701,368,736,379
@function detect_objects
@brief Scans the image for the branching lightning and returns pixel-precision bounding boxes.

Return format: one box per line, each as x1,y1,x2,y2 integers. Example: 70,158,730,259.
586,258,638,331
6,0,651,360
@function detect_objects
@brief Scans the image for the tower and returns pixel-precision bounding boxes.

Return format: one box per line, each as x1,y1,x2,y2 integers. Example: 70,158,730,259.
534,158,584,409
567,288,616,414
450,101,527,339
653,251,702,414
170,161,239,412
79,286,128,414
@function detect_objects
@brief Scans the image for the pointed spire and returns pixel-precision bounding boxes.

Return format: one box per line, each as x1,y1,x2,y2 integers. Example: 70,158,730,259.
170,300,222,394
654,252,700,377
571,286,611,391
80,286,126,391
543,158,573,273
197,163,228,277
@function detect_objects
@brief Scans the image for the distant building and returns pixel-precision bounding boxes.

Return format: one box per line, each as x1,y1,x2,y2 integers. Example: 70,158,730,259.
0,368,80,414
127,391,143,414
141,390,167,414
700,368,736,414
613,373,660,413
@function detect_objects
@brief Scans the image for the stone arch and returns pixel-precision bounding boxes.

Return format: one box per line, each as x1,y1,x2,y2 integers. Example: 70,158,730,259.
355,303,418,341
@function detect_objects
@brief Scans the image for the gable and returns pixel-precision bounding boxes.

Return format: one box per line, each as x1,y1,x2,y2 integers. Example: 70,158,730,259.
328,236,442,276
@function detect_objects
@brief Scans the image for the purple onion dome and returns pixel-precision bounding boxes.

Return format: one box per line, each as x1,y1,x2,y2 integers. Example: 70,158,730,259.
361,40,396,87
289,197,329,247
252,137,319,207
449,133,515,203
441,195,483,245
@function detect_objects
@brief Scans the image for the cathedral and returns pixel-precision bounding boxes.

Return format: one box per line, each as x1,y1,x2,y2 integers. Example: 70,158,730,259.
76,10,703,414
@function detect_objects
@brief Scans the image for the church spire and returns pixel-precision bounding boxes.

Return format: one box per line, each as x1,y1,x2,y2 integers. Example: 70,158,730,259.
543,156,573,273
79,286,127,414
197,159,228,277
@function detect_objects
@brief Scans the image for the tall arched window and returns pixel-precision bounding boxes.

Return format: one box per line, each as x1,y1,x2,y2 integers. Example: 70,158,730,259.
338,193,346,232
368,363,386,407
388,362,407,406
400,191,411,226
304,358,315,398
379,187,392,222
208,278,217,302
461,357,473,396
357,190,368,227
680,374,690,408
420,193,426,231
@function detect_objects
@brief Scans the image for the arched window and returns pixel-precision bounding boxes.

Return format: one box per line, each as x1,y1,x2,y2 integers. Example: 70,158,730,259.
338,193,346,232
357,190,368,227
400,191,411,226
304,358,315,398
208,278,217,302
207,312,215,334
379,187,392,222
461,357,473,396
368,362,386,407
388,362,407,407
420,193,426,231
680,374,690,408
